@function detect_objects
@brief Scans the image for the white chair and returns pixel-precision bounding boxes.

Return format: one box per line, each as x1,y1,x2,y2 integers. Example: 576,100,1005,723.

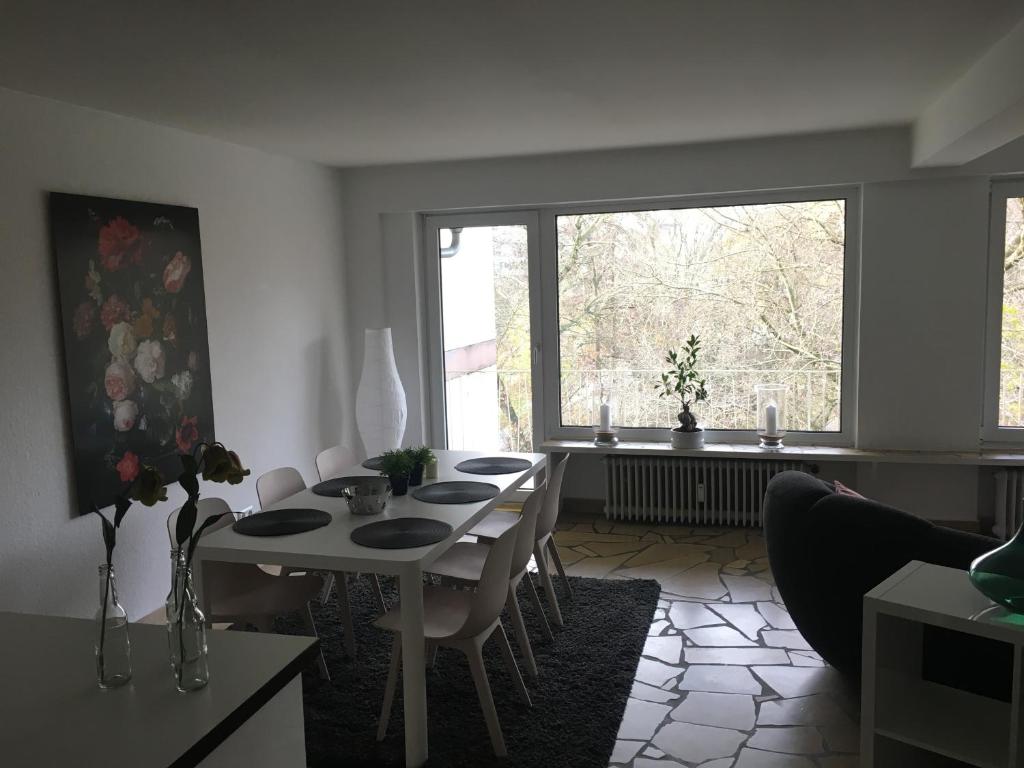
315,444,356,482
469,455,572,626
425,484,551,677
256,466,306,508
256,465,386,657
168,497,330,678
375,520,530,757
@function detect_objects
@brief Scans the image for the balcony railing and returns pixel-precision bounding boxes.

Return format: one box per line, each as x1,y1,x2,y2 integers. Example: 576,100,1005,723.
558,368,841,432
446,366,841,451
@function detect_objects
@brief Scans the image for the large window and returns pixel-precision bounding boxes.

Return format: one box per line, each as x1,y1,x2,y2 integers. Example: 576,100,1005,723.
555,194,852,434
986,180,1024,436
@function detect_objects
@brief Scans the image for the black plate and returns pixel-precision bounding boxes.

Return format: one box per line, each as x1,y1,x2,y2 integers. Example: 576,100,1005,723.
233,508,332,536
411,481,500,504
312,475,377,497
350,517,453,549
362,456,385,471
455,457,532,475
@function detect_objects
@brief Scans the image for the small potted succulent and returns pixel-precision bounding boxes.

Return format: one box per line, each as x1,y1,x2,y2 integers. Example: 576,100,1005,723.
657,334,709,449
378,449,414,496
404,446,436,486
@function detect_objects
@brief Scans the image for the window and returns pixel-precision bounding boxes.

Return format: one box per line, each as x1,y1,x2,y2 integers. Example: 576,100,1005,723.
553,192,856,438
985,180,1024,438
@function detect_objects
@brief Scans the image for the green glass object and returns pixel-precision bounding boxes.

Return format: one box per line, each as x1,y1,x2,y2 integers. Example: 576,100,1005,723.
970,528,1024,613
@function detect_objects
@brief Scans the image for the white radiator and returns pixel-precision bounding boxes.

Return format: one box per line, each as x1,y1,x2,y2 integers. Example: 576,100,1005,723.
993,469,1024,540
605,456,807,526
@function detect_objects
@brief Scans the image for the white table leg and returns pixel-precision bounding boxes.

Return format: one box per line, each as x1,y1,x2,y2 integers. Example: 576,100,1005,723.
400,567,428,767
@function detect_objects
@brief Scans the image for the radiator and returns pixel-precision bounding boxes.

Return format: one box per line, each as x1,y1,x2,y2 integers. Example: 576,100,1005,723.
993,469,1024,540
604,456,807,526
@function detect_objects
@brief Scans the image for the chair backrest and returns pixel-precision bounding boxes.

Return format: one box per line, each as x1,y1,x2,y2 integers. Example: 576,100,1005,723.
454,517,520,640
256,466,306,509
166,497,236,547
510,483,546,577
534,454,569,541
315,444,355,482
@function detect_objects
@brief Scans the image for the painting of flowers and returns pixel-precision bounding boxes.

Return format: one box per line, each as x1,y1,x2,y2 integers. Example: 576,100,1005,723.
50,193,215,515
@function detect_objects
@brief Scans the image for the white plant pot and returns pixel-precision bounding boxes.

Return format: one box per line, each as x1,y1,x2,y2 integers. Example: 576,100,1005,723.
355,328,407,458
670,428,704,449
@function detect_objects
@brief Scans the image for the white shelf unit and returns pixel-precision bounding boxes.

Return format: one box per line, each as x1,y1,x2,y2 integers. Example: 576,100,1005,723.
862,561,1024,767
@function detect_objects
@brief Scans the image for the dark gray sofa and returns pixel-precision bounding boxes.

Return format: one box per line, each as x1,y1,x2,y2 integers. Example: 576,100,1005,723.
763,470,999,677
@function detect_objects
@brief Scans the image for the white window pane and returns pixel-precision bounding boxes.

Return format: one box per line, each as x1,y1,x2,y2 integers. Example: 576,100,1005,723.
556,200,846,431
439,225,533,451
999,197,1024,427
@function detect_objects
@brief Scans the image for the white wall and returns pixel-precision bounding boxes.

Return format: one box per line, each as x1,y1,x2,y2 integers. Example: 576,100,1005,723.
0,88,350,619
340,127,1024,521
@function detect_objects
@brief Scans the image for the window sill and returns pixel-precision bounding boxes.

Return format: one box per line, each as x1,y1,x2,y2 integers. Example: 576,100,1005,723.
541,439,1024,467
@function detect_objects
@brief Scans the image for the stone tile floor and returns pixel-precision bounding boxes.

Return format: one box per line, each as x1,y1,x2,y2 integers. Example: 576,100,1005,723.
550,512,860,768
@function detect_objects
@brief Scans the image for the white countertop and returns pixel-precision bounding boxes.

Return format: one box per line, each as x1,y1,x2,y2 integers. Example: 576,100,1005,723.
0,612,317,768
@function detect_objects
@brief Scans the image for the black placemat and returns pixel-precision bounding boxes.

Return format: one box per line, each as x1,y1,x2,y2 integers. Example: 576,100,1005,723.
362,456,385,471
411,481,500,504
312,476,376,497
454,456,532,475
233,508,332,537
349,517,453,549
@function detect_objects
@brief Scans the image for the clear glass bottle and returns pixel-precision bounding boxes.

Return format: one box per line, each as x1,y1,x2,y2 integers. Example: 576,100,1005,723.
95,564,132,689
167,554,210,692
165,548,184,671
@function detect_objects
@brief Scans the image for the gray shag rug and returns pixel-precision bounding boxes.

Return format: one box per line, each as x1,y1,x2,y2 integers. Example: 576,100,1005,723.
272,574,660,767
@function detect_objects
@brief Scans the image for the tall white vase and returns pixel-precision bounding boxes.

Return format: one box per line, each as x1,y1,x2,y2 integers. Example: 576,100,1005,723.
355,328,407,458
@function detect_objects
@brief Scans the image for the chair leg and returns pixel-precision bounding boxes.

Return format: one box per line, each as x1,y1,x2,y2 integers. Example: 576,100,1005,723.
334,571,357,658
533,542,564,627
506,586,538,678
547,537,574,600
319,572,336,604
426,640,439,669
465,642,507,757
368,574,387,614
377,635,402,741
301,604,331,681
523,572,554,641
495,624,532,707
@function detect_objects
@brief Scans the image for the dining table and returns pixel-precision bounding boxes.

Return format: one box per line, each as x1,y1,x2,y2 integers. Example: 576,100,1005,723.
193,448,547,768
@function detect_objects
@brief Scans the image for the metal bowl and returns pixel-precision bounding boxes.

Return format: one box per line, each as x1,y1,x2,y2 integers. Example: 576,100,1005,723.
340,476,391,516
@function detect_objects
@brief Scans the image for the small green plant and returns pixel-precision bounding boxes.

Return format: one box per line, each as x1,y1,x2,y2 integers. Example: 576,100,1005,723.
657,334,709,432
378,449,414,478
404,446,435,466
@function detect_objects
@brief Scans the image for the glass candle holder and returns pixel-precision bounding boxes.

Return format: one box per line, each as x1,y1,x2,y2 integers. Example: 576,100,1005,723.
755,383,787,449
593,397,618,446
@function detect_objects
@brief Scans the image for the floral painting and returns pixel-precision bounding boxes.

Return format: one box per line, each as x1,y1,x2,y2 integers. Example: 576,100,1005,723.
50,193,215,514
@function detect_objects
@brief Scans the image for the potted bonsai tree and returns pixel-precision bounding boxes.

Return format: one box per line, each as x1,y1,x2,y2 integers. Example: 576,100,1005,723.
378,449,414,496
657,334,709,449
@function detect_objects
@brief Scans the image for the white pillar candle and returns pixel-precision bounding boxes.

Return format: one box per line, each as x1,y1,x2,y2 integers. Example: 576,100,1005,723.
599,402,611,431
765,402,778,436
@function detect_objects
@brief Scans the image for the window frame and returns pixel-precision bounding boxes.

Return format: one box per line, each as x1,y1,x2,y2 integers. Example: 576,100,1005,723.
422,210,544,450
539,186,861,446
982,178,1024,443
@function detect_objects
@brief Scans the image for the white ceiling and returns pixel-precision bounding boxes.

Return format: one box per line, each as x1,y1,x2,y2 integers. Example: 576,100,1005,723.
0,1,1021,167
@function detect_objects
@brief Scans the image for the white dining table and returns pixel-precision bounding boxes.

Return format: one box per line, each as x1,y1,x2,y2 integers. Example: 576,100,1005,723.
193,449,547,768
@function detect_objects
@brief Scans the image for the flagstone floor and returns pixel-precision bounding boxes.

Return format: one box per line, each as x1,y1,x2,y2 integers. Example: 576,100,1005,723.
550,512,860,768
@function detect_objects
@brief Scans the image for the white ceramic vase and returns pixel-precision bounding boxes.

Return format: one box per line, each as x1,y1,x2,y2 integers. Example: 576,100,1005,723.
355,328,407,458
